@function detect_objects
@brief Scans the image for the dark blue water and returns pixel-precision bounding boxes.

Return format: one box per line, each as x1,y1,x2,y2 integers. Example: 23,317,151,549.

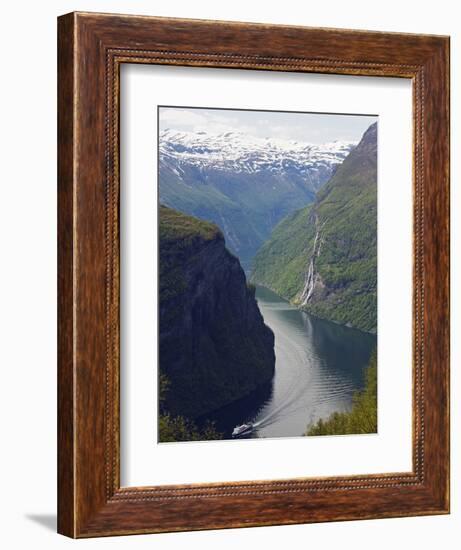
202,285,376,439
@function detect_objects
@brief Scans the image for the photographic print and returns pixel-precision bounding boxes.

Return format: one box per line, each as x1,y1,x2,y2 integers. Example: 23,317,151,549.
158,106,377,443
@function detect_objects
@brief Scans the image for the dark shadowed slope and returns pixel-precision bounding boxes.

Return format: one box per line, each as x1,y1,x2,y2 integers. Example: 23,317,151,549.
159,206,275,419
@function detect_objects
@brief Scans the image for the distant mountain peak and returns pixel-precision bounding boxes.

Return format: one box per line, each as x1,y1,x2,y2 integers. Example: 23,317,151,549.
159,128,356,175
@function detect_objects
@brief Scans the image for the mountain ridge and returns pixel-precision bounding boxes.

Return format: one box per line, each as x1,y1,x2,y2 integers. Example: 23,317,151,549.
160,128,355,179
251,122,377,333
159,128,356,269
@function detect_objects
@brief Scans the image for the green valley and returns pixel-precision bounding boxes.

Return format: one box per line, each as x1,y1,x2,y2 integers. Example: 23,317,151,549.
251,122,377,333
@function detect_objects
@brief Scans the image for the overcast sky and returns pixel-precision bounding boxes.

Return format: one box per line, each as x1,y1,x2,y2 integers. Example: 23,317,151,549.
159,106,377,144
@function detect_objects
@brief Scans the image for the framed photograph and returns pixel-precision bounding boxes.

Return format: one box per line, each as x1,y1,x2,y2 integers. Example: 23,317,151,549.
57,12,450,537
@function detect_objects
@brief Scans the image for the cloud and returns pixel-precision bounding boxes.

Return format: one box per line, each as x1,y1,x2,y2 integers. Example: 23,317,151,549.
159,108,242,135
159,108,209,130
159,106,376,144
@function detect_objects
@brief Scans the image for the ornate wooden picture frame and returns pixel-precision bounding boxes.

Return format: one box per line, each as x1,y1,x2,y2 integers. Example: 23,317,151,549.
57,12,450,537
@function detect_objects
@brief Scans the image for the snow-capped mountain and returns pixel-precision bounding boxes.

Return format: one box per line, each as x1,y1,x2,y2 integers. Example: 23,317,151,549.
159,129,355,189
158,128,357,271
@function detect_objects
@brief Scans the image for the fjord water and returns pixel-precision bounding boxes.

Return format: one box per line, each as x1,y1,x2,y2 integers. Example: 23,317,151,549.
204,285,376,439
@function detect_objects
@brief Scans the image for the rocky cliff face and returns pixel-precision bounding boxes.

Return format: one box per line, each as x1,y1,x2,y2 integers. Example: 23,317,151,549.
251,122,377,333
159,206,275,419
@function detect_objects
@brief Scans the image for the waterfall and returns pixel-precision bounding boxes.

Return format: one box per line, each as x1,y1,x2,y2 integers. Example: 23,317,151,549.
300,214,326,306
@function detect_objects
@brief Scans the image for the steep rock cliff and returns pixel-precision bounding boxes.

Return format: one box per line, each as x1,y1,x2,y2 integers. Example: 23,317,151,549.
159,206,275,419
